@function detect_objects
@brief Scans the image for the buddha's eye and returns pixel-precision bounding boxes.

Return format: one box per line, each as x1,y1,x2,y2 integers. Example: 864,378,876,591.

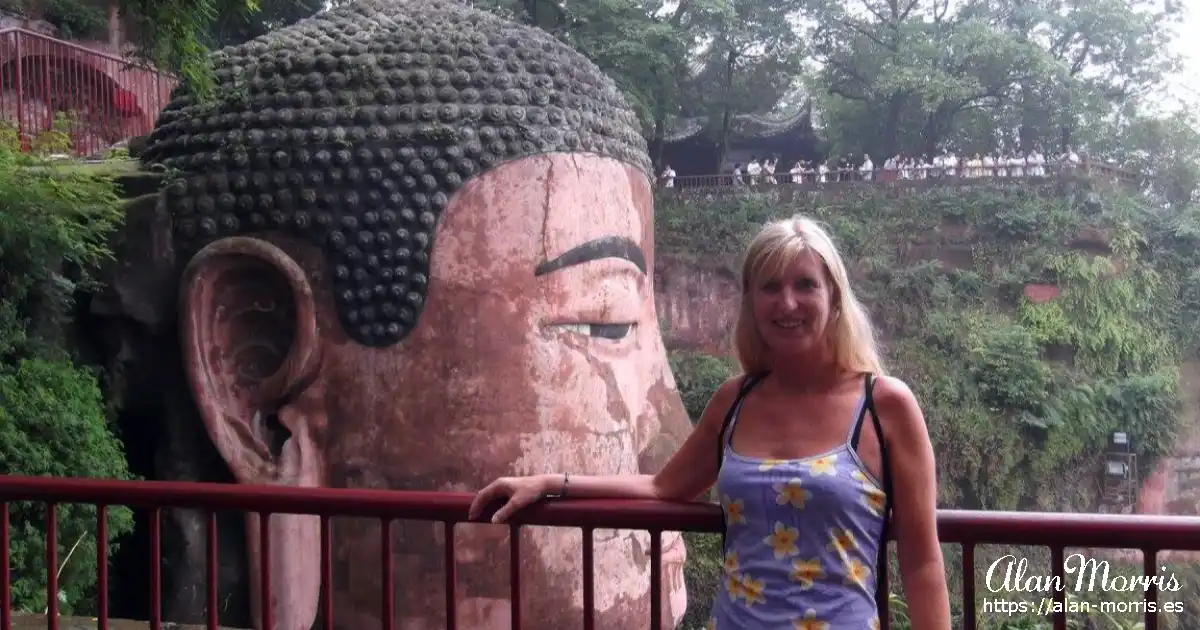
554,323,636,340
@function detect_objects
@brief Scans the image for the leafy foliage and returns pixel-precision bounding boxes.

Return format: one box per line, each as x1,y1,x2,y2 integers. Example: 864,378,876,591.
0,0,109,39
0,125,135,613
0,359,135,614
668,351,738,423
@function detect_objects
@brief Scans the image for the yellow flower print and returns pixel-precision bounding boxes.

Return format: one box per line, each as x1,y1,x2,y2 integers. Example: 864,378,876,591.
844,557,871,589
759,458,787,471
792,609,830,630
725,573,744,600
774,478,812,509
789,557,825,589
806,454,838,476
869,617,880,630
827,528,858,554
740,574,766,606
764,522,800,559
723,550,739,574
722,495,746,525
862,487,886,515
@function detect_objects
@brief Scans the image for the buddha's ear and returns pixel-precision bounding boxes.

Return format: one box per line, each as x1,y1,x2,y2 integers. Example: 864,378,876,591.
178,236,324,485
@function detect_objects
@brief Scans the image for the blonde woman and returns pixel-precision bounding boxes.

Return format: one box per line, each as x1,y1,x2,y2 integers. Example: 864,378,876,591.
469,215,950,629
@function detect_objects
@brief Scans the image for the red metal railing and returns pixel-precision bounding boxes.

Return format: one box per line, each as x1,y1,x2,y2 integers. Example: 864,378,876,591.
0,28,176,157
663,160,1137,191
1,474,1199,630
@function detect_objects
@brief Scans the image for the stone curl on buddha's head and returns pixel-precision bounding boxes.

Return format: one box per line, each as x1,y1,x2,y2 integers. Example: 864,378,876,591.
142,0,650,346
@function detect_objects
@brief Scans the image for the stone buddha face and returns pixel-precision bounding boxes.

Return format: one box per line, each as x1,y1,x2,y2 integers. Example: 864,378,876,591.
147,2,691,629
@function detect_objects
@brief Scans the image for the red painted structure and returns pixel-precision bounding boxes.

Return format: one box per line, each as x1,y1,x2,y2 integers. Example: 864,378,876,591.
0,475,1198,630
0,27,176,156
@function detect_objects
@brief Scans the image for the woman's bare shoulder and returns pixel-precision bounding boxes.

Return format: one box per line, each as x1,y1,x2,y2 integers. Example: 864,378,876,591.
871,374,928,441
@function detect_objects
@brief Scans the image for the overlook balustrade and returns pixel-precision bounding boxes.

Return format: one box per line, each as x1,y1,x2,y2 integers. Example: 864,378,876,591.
1,475,1199,630
662,160,1137,195
0,28,176,157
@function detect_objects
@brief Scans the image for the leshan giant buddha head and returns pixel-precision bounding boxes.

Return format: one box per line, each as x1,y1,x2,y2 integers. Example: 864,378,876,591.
140,0,692,629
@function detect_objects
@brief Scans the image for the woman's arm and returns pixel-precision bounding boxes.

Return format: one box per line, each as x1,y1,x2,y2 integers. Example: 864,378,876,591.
468,375,746,523
875,376,951,630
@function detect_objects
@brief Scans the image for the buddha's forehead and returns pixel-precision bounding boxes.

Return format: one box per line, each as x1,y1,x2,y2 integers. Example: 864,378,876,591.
430,154,651,282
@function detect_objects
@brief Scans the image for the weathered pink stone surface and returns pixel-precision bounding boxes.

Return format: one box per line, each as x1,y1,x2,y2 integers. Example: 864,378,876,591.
178,155,691,629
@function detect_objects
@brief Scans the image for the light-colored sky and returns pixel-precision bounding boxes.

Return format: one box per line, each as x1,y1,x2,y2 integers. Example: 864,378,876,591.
1163,1,1200,113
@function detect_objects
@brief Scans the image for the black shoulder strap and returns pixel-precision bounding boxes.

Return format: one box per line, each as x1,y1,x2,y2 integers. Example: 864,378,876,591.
865,373,895,627
716,373,763,471
716,372,764,552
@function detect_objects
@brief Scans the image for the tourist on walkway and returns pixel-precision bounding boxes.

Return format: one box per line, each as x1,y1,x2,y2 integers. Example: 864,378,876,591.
470,215,951,629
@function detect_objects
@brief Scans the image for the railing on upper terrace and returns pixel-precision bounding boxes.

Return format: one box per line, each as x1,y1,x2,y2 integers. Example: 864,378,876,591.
663,160,1138,194
0,28,177,157
1,474,1199,630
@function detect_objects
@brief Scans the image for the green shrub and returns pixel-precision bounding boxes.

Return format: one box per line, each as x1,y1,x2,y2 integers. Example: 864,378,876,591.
668,351,737,423
0,359,135,613
0,122,135,613
679,532,722,630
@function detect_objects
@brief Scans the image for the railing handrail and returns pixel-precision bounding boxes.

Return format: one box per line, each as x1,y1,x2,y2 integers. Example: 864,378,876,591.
0,26,148,68
2,474,1199,549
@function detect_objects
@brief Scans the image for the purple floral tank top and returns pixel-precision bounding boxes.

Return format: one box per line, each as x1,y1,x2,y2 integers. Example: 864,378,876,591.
706,377,887,629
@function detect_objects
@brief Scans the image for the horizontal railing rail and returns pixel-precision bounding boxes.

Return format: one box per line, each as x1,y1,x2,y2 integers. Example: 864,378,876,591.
0,28,143,64
2,474,1199,630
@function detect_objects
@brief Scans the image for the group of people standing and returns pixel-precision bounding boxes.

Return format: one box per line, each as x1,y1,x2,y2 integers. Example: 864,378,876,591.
853,147,1081,182
658,147,1089,188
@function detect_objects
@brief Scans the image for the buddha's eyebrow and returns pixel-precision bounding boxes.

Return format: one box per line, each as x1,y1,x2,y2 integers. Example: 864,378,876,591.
534,236,647,276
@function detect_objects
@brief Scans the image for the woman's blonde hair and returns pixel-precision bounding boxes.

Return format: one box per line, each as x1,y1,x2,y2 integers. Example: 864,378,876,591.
732,214,886,377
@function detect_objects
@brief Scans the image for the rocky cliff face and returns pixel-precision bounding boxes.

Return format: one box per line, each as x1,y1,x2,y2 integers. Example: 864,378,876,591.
1140,359,1200,516
653,256,740,356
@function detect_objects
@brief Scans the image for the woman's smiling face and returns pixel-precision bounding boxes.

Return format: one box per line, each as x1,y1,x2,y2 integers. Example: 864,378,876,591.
750,247,836,361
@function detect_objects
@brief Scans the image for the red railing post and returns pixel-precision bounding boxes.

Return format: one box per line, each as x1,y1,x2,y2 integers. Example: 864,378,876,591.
581,528,595,630
45,504,58,630
381,519,394,630
97,505,109,630
320,516,334,630
509,525,522,629
206,511,219,630
149,507,161,630
0,504,8,630
444,521,457,630
13,31,25,151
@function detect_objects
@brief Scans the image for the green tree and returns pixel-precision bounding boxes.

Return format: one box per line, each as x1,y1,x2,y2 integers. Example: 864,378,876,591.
204,0,327,47
679,0,807,167
0,123,135,614
805,0,1185,161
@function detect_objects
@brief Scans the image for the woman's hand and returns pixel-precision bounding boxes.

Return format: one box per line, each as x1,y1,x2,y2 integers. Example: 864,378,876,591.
468,475,554,523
